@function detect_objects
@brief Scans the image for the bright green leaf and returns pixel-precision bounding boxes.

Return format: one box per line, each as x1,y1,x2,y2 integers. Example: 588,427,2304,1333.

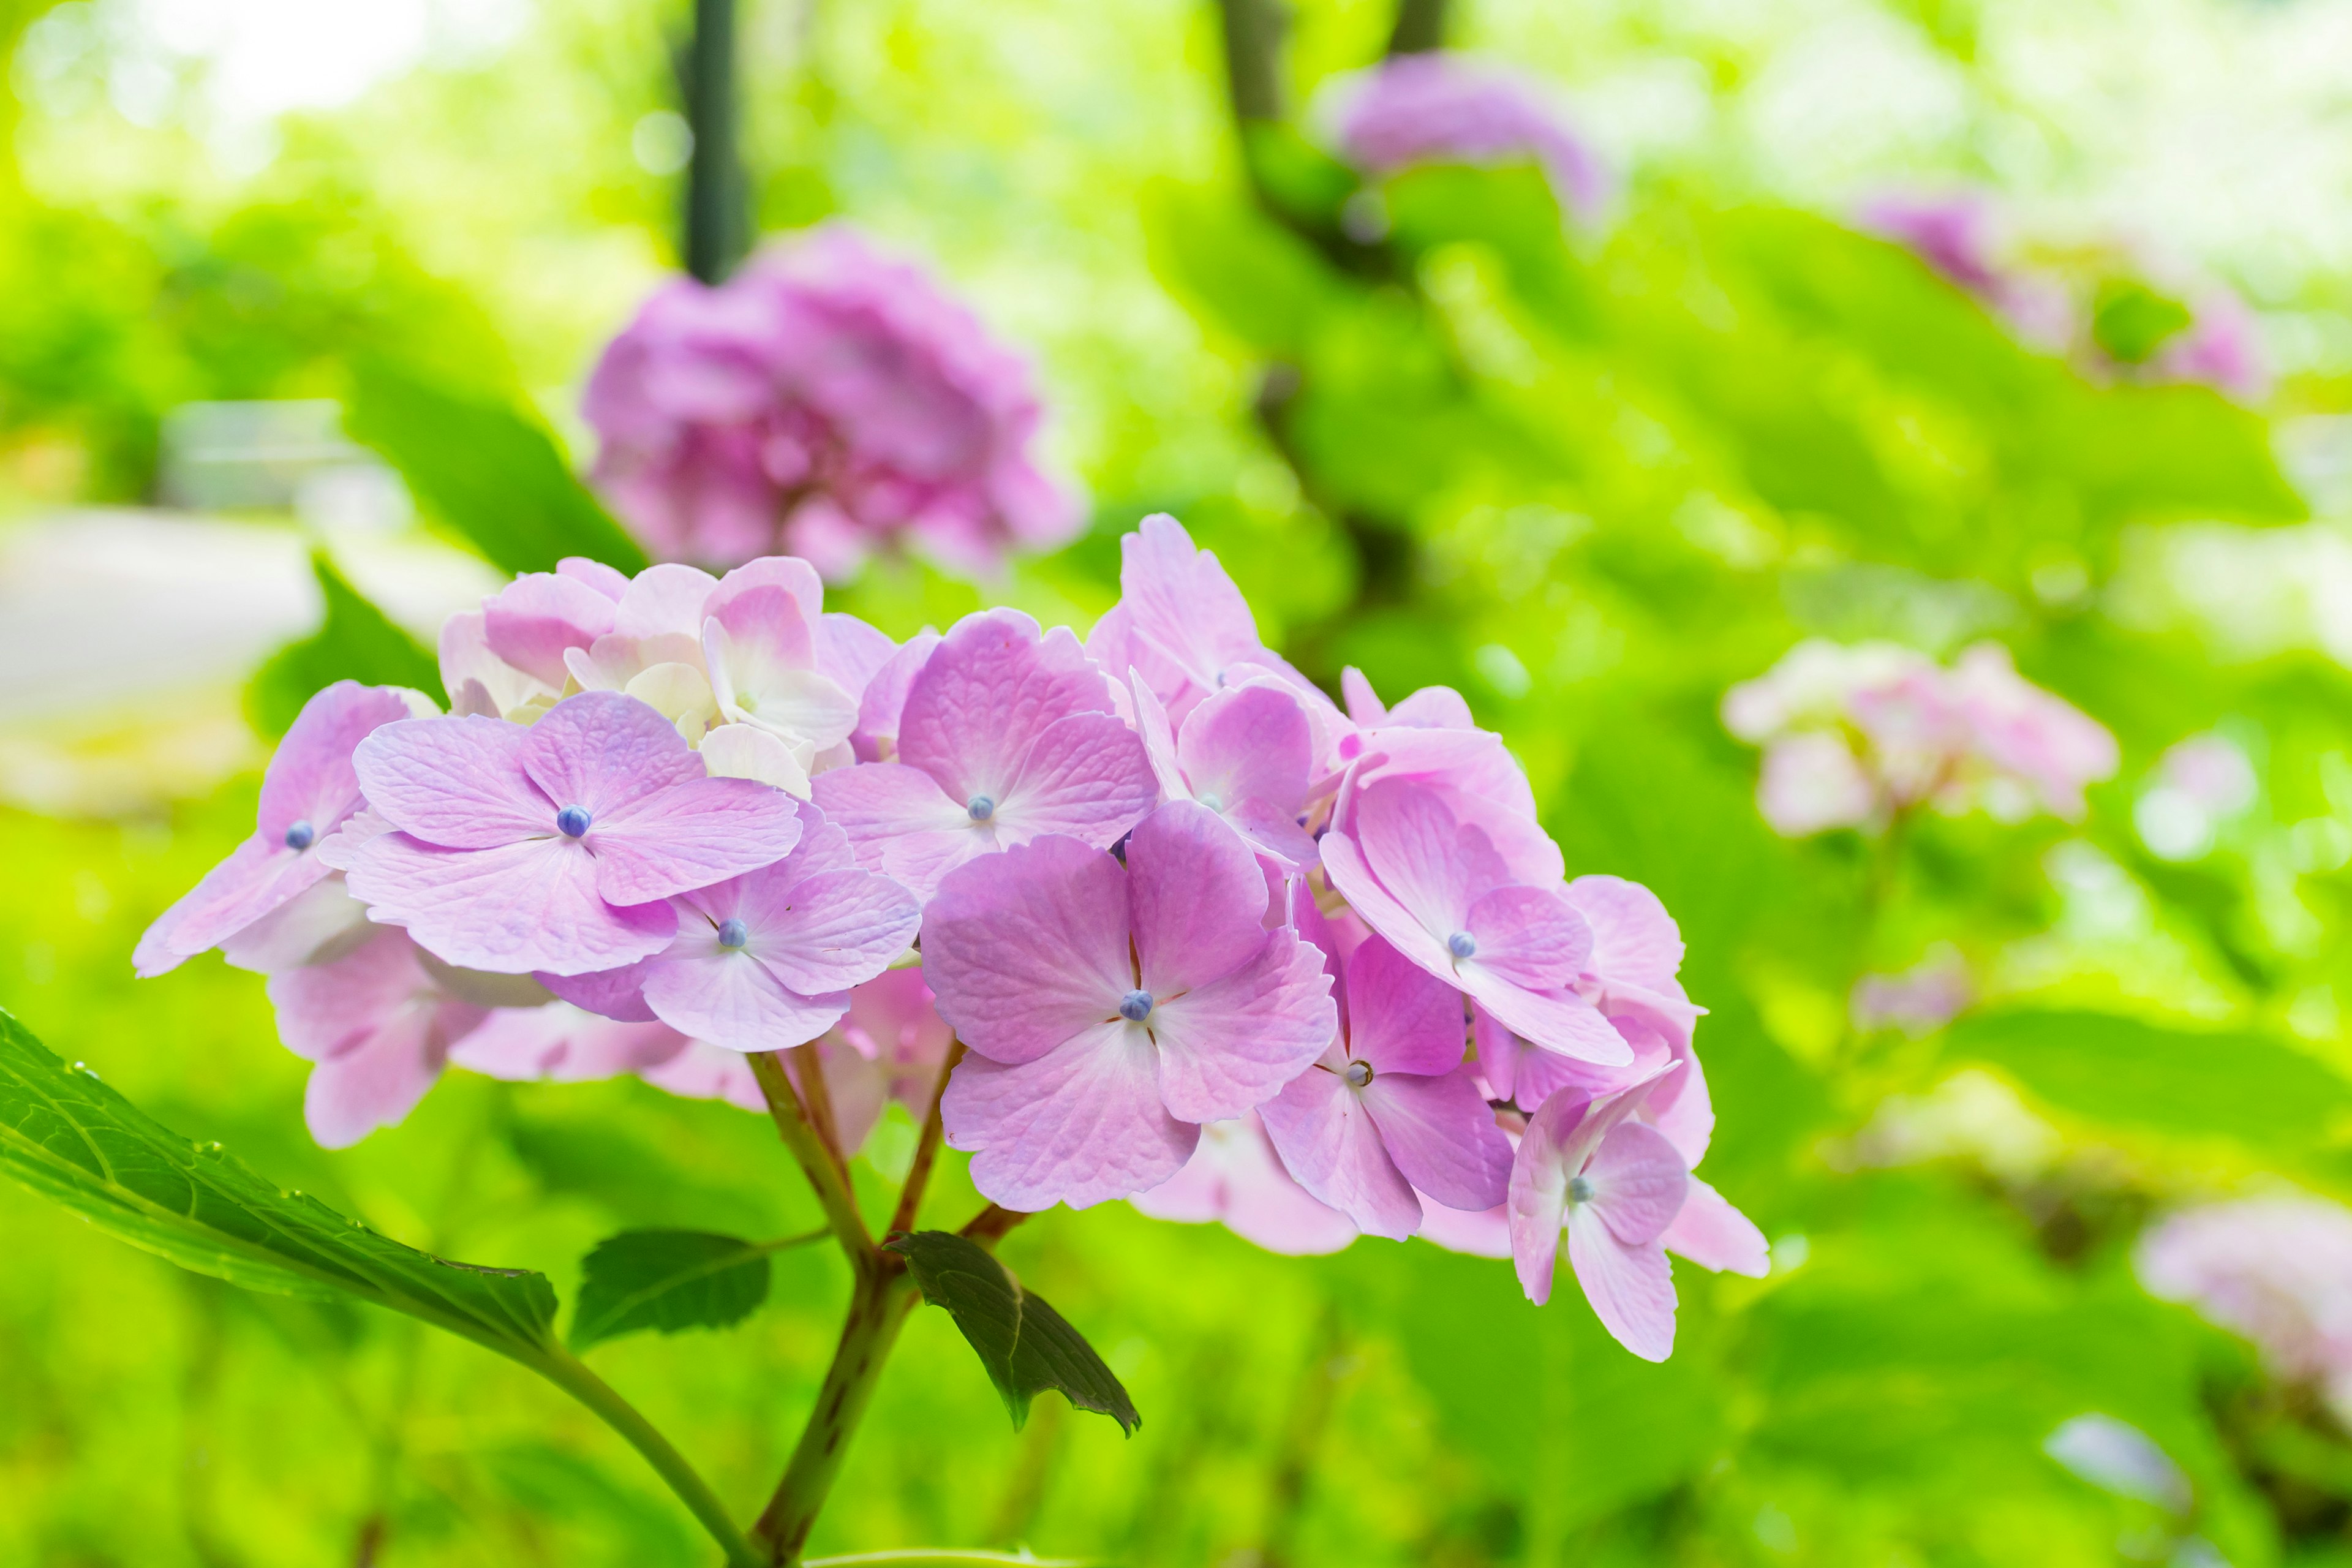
570,1229,773,1351
247,552,444,736
884,1229,1139,1434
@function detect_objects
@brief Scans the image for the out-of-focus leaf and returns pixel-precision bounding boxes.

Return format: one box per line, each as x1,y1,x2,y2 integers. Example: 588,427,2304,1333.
1143,179,1341,358
344,356,647,576
569,1229,771,1350
1945,1009,2352,1157
885,1229,1139,1434
247,552,443,736
0,1011,558,1359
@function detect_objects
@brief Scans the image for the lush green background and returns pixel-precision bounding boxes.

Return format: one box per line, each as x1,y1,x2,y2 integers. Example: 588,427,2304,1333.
6,0,2352,1564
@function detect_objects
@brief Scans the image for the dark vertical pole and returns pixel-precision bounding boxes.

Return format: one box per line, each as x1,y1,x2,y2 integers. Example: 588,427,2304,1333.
1385,0,1448,56
684,0,745,284
1215,0,1287,125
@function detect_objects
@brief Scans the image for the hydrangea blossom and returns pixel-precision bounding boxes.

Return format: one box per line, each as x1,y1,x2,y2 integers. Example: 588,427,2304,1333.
2138,1196,2352,1423
1723,638,2117,835
1328,53,1609,225
583,224,1081,579
138,514,1751,1362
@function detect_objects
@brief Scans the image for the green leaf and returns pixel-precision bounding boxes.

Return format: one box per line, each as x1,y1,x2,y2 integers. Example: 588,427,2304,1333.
570,1229,772,1351
247,552,444,736
1945,1009,2352,1159
884,1229,1139,1434
345,356,648,576
0,1011,558,1362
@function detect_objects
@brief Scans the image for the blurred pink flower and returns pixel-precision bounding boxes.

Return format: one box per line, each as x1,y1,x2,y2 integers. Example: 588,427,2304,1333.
2139,1196,2352,1422
833,967,957,1115
267,925,489,1148
1333,53,1610,223
584,224,1080,579
1850,948,1972,1037
1130,1112,1359,1256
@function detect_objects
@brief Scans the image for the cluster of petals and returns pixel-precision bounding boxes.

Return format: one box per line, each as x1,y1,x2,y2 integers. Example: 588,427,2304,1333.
2138,1196,2352,1422
582,224,1081,579
1722,638,2117,837
1326,52,1610,225
140,513,1760,1361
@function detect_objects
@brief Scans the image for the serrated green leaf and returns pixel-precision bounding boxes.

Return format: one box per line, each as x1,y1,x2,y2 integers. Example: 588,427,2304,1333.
345,356,648,576
570,1229,772,1351
0,1010,557,1361
247,551,443,737
885,1230,1139,1435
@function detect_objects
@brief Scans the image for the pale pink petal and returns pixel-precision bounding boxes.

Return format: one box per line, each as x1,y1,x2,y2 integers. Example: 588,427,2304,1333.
1131,1115,1358,1255
355,715,548,849
921,833,1132,1067
742,868,921,995
347,832,677,975
1643,1033,1714,1166
1128,674,1189,800
482,571,618,687
450,1004,687,1080
1348,779,1477,936
852,630,943,761
1147,930,1333,1122
1259,1065,1423,1240
1337,729,1562,887
897,609,1112,799
1662,1178,1770,1277
218,875,372,974
943,1023,1199,1210
1177,684,1311,817
1128,801,1271,995
1564,875,1684,991
1567,1208,1678,1362
1386,685,1477,729
1344,934,1468,1076
1585,1120,1689,1247
1362,1066,1511,1212
303,1004,458,1149
790,1038,888,1154
1507,1094,1574,1305
816,612,898,700
809,761,984,900
1340,666,1386,725
535,961,659,1022
260,682,428,839
1459,970,1630,1066
701,723,812,794
520,691,704,815
1318,828,1460,979
266,925,429,1063
995,712,1160,850
706,556,824,628
614,562,721,638
136,838,328,975
1757,732,1877,835
1464,885,1591,990
1416,1194,1512,1258
642,942,848,1053
638,1038,767,1111
1225,799,1319,869
559,557,630,600
1118,513,1265,692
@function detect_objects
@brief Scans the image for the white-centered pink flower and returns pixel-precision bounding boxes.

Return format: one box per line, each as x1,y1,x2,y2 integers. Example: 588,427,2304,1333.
925,801,1336,1212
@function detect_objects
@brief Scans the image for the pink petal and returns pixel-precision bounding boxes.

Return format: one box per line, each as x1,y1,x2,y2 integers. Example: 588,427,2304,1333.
997,711,1160,850
788,1038,888,1155
638,1037,768,1112
260,682,424,842
816,611,899,700
706,580,815,668
943,1023,1199,1210
1318,827,1460,980
1117,513,1265,692
1564,875,1684,991
1348,778,1479,936
1127,673,1189,799
809,761,982,900
1340,666,1386,725
1345,934,1468,1076
1662,1177,1770,1277
853,630,943,760
1385,685,1476,729
482,571,618,687
921,832,1133,1067
303,1003,461,1149
641,941,849,1052
1225,798,1319,869
136,837,324,975
1259,1065,1423,1240
1147,929,1333,1122
742,868,921,995
1643,1031,1714,1166
218,875,372,975
1177,684,1312,817
520,690,705,816
1586,1120,1689,1246
266,925,428,1063
1338,729,1562,887
1415,1194,1512,1258
347,832,677,976
707,556,824,629
1362,1066,1511,1212
1130,1114,1358,1255
355,715,548,850
450,1004,687,1080
1506,1096,1572,1305
1567,1208,1678,1362
1460,971,1630,1066
1128,801,1272,995
614,562,720,638
897,608,1112,799
536,961,659,1022
1464,884,1592,989
559,557,630,601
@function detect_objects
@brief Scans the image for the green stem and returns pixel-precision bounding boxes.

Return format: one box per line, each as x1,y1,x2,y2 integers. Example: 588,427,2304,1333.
888,1038,964,1238
751,1050,876,1265
750,1266,921,1563
804,1554,1101,1567
533,1343,764,1568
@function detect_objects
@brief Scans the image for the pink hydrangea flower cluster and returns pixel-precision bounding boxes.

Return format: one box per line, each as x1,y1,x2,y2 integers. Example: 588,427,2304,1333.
583,224,1082,580
2139,1196,2352,1422
1722,638,2118,837
138,516,1761,1360
1329,53,1610,225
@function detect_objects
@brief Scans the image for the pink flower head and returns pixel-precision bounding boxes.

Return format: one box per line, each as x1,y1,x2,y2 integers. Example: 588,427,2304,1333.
582,224,1081,579
1850,948,1972,1037
834,968,956,1114
1131,675,1318,868
2139,1196,2352,1422
1943,643,2118,820
1332,53,1610,224
1322,777,1626,1065
1856,189,2076,349
1130,1112,1359,1256
1259,909,1510,1240
266,925,489,1148
927,801,1336,1212
2154,287,2269,401
345,691,802,975
135,682,429,978
543,810,920,1054
812,608,1158,902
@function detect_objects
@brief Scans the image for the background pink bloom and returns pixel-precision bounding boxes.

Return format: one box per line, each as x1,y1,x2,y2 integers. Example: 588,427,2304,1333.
813,608,1157,901
1332,53,1610,224
583,224,1080,579
135,681,428,978
266,925,488,1148
1130,1113,1359,1256
2139,1196,2352,1423
832,968,956,1114
928,801,1335,1212
348,692,802,975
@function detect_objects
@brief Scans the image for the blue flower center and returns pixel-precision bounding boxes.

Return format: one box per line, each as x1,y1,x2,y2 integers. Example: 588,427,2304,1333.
966,794,995,823
1117,990,1154,1023
1567,1175,1594,1204
282,819,315,851
556,805,593,839
716,917,750,950
1447,930,1477,960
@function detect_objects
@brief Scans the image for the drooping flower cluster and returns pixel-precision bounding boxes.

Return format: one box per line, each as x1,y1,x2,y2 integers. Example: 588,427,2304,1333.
138,514,1759,1360
1325,52,1610,226
2139,1196,2352,1423
1858,189,2269,401
1722,638,2118,837
582,224,1082,579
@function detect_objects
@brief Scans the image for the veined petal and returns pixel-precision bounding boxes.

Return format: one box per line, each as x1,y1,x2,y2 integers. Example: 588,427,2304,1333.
1128,801,1272,995
354,715,548,848
1259,1065,1422,1241
943,1023,1199,1210
347,831,677,976
744,868,921,995
589,773,803,907
1362,1066,1510,1212
809,761,982,899
1147,929,1333,1123
897,608,1112,801
994,711,1160,851
642,946,848,1053
1345,934,1468,1076
1585,1120,1689,1247
1463,884,1591,989
1566,1208,1678,1362
922,832,1133,1067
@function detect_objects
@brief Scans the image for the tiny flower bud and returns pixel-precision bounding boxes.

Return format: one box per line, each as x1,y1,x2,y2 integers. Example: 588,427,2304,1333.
556,805,593,839
1343,1059,1373,1088
284,820,315,851
1447,930,1477,960
1117,990,1154,1023
717,917,750,950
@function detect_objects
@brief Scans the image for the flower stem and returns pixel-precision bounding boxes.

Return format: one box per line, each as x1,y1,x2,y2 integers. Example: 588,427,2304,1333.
888,1038,965,1237
751,1050,876,1265
532,1343,764,1568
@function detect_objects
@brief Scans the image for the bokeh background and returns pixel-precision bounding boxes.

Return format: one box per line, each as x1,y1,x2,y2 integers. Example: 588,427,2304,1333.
7,0,2352,1564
